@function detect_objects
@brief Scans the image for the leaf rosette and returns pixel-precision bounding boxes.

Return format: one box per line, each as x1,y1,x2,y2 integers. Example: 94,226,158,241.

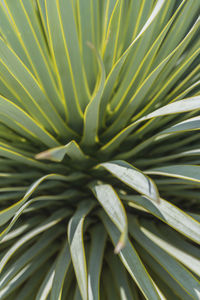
0,0,200,299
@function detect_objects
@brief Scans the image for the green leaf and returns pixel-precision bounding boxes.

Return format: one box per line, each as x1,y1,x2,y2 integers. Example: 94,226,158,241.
136,243,193,300
15,267,49,300
73,286,82,300
103,3,200,139
0,245,59,300
59,265,75,300
100,212,161,300
108,0,169,114
151,0,199,67
68,201,95,300
102,0,122,74
35,261,56,300
4,0,65,117
0,2,32,70
0,95,60,148
81,49,106,146
120,194,200,245
0,174,73,228
140,219,200,277
35,140,89,163
139,45,200,119
0,227,63,289
88,225,107,300
146,165,200,183
0,208,71,274
101,160,159,203
157,223,200,259
50,241,71,300
0,146,49,171
102,96,200,157
129,217,200,300
99,0,166,126
36,0,47,36
76,0,98,90
159,116,200,136
45,0,86,130
139,96,200,123
106,250,134,300
0,37,73,137
101,0,118,46
102,267,120,299
0,216,42,244
91,183,127,252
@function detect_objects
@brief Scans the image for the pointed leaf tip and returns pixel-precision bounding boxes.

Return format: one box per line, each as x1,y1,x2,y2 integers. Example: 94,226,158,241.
35,150,53,161
100,161,160,204
114,240,125,254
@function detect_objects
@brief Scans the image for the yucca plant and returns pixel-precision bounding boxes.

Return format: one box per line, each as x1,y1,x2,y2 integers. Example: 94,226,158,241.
0,0,200,299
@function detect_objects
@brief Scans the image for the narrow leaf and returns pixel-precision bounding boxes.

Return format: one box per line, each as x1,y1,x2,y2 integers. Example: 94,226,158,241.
100,212,161,300
81,49,106,146
129,217,200,299
0,174,73,227
101,160,159,203
91,183,127,252
120,194,200,245
140,219,200,277
88,225,107,300
50,241,71,300
0,209,71,274
68,201,95,300
35,140,89,163
146,165,200,183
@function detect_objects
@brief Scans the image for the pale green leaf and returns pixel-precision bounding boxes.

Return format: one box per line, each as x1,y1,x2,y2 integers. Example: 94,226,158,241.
101,160,159,203
4,0,64,116
146,165,200,183
81,50,106,146
100,212,161,300
0,37,73,136
0,227,63,288
136,244,193,300
0,208,71,274
45,0,85,129
120,194,200,244
129,217,200,300
105,96,200,158
0,174,73,228
50,241,71,300
35,262,56,300
0,95,60,148
140,219,200,277
68,201,95,300
99,0,166,125
106,251,134,300
35,140,89,163
88,225,107,300
91,183,127,252
0,246,58,300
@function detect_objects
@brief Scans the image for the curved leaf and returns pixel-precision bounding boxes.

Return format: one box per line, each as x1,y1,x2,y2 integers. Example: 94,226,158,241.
101,160,159,203
81,50,106,146
50,241,71,300
68,201,95,300
120,193,200,244
88,225,107,300
129,217,200,300
35,140,89,163
100,211,161,300
91,183,127,252
146,165,200,183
